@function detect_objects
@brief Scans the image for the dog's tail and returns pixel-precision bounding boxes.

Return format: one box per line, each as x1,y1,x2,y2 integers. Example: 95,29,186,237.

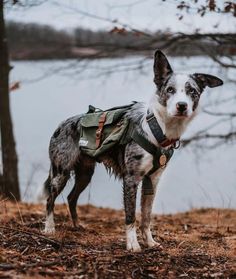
36,169,51,202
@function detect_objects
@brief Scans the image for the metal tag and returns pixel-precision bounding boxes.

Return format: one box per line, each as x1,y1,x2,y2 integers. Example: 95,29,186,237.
159,154,167,167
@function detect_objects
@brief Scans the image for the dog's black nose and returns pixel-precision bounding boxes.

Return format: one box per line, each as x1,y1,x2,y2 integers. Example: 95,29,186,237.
176,102,188,113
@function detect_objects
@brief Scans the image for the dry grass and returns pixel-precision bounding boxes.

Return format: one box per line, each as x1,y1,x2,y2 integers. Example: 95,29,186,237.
0,201,235,278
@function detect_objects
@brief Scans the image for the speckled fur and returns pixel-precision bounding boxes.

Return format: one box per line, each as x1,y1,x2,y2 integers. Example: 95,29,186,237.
43,50,223,251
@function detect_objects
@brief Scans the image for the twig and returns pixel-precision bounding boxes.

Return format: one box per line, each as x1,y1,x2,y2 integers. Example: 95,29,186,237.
202,109,236,117
10,192,24,225
0,226,61,249
39,270,86,277
0,260,61,271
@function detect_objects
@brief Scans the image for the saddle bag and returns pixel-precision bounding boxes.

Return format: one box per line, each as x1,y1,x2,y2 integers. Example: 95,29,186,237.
79,104,134,158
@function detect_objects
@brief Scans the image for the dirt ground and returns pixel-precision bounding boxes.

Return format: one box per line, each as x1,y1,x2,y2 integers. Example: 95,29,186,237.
0,201,235,278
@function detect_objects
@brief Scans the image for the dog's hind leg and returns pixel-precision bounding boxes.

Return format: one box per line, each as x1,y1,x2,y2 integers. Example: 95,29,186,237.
140,170,163,248
123,174,141,252
44,167,70,234
67,157,95,227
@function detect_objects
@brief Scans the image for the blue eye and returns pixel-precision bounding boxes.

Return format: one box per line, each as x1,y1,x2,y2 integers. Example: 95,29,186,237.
167,87,175,93
189,88,196,94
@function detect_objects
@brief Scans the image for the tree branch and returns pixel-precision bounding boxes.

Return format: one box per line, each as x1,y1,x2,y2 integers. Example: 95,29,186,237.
203,109,236,117
182,131,236,147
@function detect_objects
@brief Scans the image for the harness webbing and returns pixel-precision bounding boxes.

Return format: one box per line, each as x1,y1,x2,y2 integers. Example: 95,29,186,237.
131,129,174,195
146,112,179,148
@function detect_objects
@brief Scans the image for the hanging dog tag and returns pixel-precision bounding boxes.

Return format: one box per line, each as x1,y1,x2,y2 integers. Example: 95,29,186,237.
159,154,167,167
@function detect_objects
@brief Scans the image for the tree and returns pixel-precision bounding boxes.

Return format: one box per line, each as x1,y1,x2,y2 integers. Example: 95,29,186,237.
67,1,236,147
0,0,20,201
6,0,236,149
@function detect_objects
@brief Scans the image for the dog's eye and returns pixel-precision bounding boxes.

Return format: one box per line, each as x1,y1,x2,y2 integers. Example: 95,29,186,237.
167,87,175,94
189,88,196,95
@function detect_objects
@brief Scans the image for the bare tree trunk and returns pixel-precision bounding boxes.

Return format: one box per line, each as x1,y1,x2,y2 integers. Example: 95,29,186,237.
0,172,3,191
0,1,20,201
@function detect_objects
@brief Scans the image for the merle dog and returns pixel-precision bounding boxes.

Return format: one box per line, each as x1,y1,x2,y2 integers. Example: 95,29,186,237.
43,50,223,252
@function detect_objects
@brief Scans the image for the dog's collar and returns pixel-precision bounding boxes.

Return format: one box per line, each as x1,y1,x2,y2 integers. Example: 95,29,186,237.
146,111,179,148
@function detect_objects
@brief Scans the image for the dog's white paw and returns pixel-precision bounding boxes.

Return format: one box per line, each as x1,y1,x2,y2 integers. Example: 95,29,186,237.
145,239,162,249
142,228,162,249
127,240,141,252
44,213,55,234
44,226,55,235
126,224,141,252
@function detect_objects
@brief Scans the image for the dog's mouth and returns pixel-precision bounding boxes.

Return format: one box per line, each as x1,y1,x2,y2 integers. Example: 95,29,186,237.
172,112,189,118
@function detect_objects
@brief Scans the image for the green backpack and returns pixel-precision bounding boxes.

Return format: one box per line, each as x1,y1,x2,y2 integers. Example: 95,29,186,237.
79,104,135,158
79,102,175,196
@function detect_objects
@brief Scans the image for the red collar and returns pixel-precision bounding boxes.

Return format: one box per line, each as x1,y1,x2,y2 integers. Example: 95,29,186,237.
159,138,180,148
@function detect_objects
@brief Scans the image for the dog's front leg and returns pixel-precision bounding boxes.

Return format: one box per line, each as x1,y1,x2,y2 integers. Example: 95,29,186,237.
141,170,163,248
123,174,141,252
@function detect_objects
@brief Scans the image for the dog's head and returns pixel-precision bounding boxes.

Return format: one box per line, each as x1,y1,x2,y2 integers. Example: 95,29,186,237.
153,50,223,118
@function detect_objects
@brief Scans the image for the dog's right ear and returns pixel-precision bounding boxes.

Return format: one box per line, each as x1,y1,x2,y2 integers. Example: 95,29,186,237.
154,50,173,89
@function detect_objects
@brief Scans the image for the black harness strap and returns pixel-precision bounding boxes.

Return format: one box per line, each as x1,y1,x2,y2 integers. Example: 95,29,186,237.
146,112,179,148
146,112,166,143
131,129,174,195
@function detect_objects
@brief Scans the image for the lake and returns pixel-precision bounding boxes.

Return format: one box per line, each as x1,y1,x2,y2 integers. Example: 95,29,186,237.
10,56,236,214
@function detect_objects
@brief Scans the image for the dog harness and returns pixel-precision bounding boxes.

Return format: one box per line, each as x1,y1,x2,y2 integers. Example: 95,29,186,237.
130,110,178,195
79,104,179,195
130,110,180,195
146,111,179,148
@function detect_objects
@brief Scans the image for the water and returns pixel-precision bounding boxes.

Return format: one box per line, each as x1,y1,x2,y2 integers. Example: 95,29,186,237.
10,56,236,213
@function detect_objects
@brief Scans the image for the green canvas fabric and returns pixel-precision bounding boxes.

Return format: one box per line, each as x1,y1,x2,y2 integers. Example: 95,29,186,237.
79,105,133,158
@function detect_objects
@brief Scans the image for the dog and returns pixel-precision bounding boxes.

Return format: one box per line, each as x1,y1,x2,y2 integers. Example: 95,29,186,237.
43,50,223,252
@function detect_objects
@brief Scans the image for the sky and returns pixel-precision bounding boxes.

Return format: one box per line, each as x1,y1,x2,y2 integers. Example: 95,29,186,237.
5,0,236,34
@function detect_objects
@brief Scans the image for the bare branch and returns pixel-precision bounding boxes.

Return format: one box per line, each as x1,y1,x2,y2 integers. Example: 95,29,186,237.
51,0,152,38
183,131,236,145
203,109,236,117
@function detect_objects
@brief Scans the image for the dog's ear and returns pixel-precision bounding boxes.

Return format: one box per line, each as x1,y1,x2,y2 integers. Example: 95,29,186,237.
154,50,173,88
192,73,223,90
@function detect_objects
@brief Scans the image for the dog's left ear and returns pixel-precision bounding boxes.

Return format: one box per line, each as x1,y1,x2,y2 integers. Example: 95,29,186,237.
154,50,173,89
192,73,223,90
